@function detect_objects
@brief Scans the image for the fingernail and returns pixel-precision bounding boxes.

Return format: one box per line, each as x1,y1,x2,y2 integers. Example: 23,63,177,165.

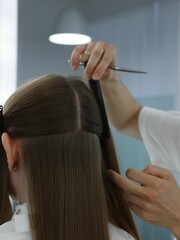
71,64,77,71
86,72,91,80
92,72,100,79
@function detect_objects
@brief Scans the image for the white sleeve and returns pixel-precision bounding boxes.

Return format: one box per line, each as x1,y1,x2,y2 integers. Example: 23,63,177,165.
108,223,135,240
139,107,180,173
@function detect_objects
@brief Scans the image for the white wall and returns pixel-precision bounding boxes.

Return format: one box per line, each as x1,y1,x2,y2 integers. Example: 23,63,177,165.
0,0,18,103
176,0,180,110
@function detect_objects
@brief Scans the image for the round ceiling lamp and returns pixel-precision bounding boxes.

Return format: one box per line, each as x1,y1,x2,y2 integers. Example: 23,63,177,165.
49,9,92,45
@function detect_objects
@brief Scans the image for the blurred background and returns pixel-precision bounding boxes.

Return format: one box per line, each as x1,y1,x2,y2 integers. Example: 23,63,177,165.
1,0,179,239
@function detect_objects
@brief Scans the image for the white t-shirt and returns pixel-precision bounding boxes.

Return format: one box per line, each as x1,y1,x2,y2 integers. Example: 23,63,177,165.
139,107,180,240
139,107,180,173
0,204,135,240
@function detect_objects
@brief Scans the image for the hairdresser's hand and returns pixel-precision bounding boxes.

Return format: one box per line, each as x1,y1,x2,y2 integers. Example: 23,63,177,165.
108,164,180,239
70,41,119,81
70,41,142,139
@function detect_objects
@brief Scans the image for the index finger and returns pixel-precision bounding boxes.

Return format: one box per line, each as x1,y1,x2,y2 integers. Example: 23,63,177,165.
126,168,159,186
107,170,145,197
69,44,88,70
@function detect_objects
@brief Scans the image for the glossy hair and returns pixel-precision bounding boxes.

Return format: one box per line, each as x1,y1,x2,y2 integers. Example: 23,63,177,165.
0,75,139,239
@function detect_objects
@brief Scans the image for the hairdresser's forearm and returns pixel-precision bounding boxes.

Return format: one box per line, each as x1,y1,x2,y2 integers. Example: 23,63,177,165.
170,224,180,240
100,73,142,139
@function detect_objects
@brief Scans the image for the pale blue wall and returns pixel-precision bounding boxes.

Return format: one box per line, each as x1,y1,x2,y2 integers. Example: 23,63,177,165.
90,0,179,99
111,95,174,240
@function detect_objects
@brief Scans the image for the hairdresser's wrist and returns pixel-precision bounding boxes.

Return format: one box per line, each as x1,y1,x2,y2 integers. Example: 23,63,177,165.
100,71,130,100
100,71,120,85
100,73,123,96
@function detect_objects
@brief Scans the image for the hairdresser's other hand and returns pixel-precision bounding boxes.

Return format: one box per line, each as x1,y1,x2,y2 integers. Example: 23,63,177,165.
108,164,180,239
70,41,119,81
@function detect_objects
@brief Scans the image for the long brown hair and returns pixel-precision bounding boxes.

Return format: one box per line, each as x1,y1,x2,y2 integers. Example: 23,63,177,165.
0,141,12,224
0,75,139,239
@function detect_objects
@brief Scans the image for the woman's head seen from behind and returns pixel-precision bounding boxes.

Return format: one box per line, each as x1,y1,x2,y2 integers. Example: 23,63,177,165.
0,74,139,240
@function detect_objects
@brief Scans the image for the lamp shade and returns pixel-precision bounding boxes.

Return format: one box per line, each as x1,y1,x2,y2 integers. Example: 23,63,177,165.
49,9,92,45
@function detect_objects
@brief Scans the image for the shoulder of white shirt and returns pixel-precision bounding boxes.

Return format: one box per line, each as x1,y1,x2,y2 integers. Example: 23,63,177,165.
0,204,135,240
